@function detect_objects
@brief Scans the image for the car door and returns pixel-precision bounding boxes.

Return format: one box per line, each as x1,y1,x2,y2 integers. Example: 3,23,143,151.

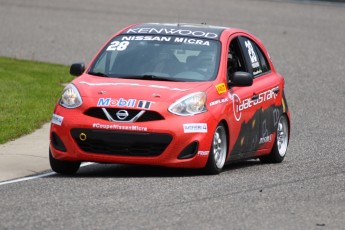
237,36,280,151
227,37,261,157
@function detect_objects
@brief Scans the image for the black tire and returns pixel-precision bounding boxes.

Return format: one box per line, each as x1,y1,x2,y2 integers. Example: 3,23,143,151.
49,149,81,175
205,124,228,174
260,114,289,163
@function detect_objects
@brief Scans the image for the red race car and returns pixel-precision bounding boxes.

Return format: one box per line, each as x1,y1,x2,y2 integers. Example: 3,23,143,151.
50,23,290,174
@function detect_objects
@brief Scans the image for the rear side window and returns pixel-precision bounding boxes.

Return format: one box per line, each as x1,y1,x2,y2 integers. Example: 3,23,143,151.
253,43,270,73
238,36,270,77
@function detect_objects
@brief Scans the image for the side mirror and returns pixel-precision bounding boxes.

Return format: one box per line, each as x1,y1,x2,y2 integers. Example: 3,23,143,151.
229,71,253,87
70,63,85,77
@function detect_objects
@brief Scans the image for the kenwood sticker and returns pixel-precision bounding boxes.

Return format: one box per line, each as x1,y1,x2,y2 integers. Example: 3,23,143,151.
125,27,218,39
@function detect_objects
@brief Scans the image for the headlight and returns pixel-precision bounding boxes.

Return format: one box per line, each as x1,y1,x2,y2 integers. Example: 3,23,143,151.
168,92,207,116
59,84,82,108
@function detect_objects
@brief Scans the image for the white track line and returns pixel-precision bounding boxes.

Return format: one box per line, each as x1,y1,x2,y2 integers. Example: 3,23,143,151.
0,162,94,186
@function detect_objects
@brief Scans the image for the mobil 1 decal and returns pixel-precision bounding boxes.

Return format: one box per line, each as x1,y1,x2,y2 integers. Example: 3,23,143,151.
137,100,151,109
97,98,153,109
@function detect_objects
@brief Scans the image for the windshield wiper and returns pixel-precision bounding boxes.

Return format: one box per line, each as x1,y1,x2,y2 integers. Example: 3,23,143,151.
140,74,178,82
88,72,180,81
88,71,109,77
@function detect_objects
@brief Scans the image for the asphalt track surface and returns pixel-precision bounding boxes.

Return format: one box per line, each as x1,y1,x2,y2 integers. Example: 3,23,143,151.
1,0,345,229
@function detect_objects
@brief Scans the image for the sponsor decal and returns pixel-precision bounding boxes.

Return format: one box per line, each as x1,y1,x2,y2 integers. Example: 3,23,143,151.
209,97,228,106
125,27,218,39
106,41,130,51
183,123,207,133
51,114,64,126
259,135,272,144
92,123,148,132
244,39,262,75
173,37,210,46
259,119,272,144
229,87,277,121
197,151,209,156
97,98,153,109
121,36,210,46
215,83,227,94
137,100,152,109
253,69,263,76
79,81,190,92
273,108,280,126
229,105,278,157
122,36,171,42
97,98,136,107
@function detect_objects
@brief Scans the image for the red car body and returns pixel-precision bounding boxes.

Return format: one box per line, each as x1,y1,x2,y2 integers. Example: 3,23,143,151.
50,23,290,174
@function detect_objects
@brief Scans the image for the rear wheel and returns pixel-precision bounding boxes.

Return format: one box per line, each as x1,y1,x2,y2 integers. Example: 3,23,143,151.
260,114,289,163
49,149,81,175
205,124,227,174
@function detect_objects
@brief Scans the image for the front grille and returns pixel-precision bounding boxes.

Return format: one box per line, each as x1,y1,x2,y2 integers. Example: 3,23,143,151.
71,129,172,156
136,111,165,122
84,108,164,122
84,108,107,120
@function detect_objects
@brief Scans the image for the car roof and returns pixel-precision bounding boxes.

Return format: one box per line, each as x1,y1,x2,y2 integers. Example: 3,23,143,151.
121,23,229,40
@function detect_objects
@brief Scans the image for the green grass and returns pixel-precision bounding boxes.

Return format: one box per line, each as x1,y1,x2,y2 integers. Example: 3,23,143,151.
0,57,74,144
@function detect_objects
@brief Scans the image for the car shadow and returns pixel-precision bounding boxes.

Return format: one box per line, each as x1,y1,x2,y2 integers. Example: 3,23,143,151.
49,159,262,178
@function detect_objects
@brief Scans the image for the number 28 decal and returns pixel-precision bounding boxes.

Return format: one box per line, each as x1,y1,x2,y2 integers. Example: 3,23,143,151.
106,41,130,51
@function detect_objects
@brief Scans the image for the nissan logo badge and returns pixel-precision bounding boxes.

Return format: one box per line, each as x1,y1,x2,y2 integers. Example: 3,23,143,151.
116,110,129,120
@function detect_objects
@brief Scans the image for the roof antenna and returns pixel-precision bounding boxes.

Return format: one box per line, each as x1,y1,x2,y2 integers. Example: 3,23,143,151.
201,22,207,25
177,13,181,26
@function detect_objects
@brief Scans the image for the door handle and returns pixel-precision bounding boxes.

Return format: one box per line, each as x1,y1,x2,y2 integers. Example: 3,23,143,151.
273,87,280,94
251,94,259,100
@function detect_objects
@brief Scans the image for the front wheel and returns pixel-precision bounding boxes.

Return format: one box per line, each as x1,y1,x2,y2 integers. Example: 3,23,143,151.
49,149,81,175
205,124,228,174
260,114,289,163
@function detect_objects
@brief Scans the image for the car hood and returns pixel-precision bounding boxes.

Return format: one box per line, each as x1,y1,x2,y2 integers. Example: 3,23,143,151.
73,75,213,104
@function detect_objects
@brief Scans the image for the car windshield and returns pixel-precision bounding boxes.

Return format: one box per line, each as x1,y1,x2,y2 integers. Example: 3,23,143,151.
88,35,221,82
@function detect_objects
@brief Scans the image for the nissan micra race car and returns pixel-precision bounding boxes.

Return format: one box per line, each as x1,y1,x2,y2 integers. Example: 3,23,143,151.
50,23,290,175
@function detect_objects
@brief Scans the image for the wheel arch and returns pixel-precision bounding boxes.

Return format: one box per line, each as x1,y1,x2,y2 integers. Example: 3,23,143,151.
218,119,230,160
283,112,291,145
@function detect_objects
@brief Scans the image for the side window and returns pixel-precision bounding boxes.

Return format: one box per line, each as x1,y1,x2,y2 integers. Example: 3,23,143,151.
227,37,247,78
238,36,270,77
253,44,270,73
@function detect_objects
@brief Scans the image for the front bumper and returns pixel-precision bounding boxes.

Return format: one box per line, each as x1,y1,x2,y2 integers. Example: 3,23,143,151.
50,106,216,169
